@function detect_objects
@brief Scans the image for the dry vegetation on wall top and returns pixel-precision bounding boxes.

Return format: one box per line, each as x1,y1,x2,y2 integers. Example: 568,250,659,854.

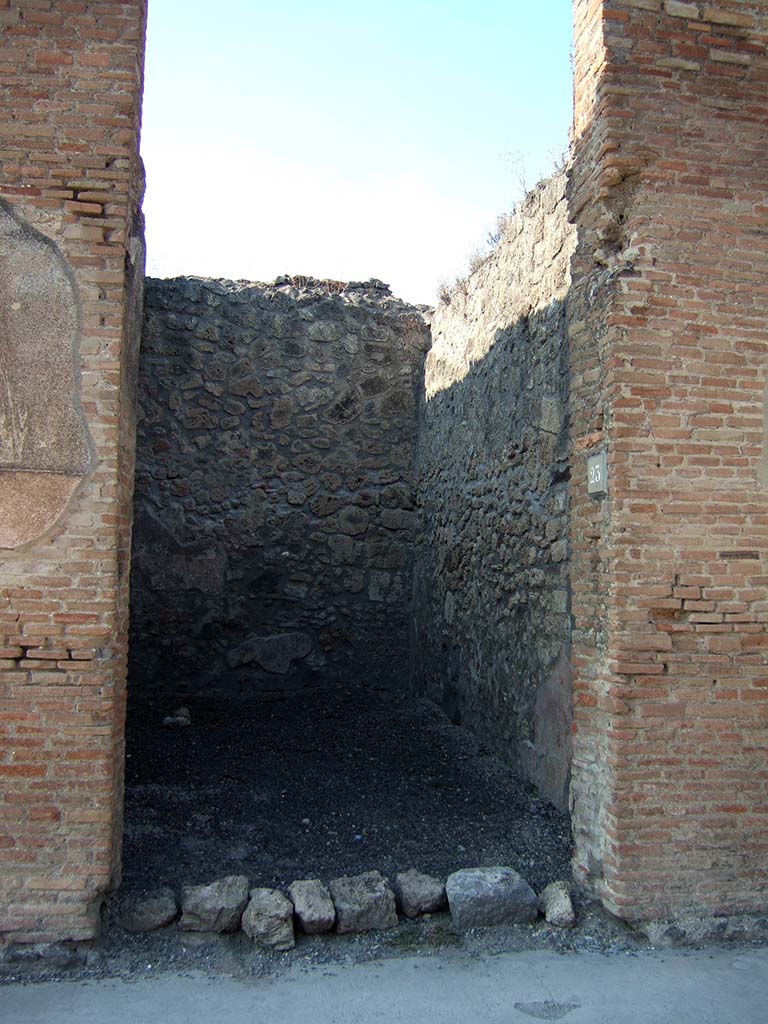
413,172,577,811
438,172,571,306
273,275,355,295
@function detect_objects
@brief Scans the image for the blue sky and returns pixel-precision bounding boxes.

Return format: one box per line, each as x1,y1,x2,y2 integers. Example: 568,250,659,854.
140,1,574,304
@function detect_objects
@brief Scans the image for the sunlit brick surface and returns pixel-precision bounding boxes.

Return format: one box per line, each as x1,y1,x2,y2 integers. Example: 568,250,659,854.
0,0,147,943
569,0,768,919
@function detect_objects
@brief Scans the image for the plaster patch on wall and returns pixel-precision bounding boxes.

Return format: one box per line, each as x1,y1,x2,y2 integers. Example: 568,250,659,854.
0,201,91,548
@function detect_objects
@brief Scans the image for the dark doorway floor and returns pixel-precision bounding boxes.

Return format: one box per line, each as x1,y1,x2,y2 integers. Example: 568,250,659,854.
121,684,572,898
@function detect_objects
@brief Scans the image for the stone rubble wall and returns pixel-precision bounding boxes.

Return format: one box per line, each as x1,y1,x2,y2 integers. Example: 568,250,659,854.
130,277,430,695
411,174,577,810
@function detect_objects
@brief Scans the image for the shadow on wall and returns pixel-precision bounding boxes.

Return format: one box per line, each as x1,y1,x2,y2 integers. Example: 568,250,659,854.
128,176,575,815
128,277,430,700
411,174,575,811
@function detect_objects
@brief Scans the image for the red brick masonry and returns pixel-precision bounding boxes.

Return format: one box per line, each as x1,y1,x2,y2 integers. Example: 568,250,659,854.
0,0,147,943
568,0,768,920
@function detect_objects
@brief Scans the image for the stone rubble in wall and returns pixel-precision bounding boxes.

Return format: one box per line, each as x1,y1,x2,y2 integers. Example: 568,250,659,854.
120,867,575,950
131,276,432,694
412,172,576,811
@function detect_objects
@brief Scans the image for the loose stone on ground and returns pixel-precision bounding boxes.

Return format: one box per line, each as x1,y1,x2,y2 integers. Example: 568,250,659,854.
393,869,447,919
241,888,295,951
287,879,335,934
162,706,191,728
446,867,540,930
329,871,398,933
541,881,575,928
179,875,249,933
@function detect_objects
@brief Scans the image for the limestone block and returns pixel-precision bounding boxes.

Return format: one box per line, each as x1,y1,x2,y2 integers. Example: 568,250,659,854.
121,888,179,933
393,869,447,919
287,879,336,934
180,875,249,933
446,867,539,930
242,888,295,951
329,871,398,933
541,881,575,928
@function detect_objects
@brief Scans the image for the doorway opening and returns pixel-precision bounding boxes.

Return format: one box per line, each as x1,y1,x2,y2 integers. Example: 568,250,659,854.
121,218,574,914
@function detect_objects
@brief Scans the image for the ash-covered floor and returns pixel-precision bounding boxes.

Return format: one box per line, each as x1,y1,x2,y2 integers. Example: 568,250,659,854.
121,684,572,897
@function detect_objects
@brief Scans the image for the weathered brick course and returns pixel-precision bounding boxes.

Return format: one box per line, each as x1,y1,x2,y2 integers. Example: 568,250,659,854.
0,0,147,944
568,0,768,919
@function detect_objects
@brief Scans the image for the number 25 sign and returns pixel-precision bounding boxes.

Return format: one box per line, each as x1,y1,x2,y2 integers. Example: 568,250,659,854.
587,451,607,497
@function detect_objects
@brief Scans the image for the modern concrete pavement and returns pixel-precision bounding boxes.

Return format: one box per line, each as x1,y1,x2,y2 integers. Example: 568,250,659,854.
3,945,767,1023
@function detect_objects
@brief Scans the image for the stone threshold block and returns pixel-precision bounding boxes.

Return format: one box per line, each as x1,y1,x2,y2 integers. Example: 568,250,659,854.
288,878,335,934
329,871,398,933
180,875,249,933
446,867,539,930
242,888,295,951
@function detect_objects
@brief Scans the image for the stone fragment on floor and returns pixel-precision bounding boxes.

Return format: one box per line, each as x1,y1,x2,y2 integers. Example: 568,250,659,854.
393,869,447,919
241,888,295,950
541,881,575,927
121,887,179,933
226,632,312,673
446,867,539,930
287,878,335,934
162,705,191,727
328,871,398,933
180,875,249,932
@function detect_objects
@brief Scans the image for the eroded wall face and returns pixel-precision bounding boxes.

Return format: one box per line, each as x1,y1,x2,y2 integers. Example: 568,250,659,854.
569,0,768,921
130,278,429,696
412,176,576,809
0,1,147,943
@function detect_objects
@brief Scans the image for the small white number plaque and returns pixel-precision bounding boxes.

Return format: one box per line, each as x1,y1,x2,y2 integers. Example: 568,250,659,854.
587,451,607,497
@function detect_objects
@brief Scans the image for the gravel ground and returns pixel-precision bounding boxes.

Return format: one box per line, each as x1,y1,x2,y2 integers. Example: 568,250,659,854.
121,683,572,894
1,683,651,985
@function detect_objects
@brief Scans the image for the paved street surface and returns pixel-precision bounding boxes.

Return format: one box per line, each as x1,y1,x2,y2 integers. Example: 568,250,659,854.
4,945,767,1023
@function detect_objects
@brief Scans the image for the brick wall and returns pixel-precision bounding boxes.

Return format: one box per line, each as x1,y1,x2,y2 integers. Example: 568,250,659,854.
0,1,147,944
568,0,768,920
